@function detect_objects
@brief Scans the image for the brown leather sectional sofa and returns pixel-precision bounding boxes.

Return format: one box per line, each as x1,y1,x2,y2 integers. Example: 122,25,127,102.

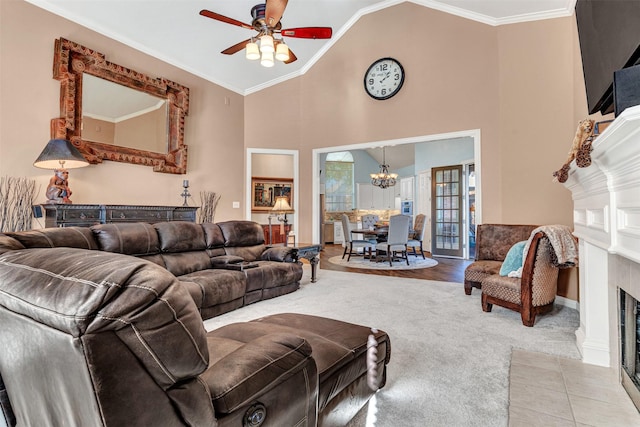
0,220,391,426
3,220,303,320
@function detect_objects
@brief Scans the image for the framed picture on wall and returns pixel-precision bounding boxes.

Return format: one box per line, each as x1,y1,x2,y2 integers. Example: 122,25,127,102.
251,177,294,212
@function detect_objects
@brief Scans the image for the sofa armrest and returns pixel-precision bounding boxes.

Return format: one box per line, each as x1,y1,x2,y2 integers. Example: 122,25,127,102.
202,332,314,414
211,255,244,268
261,246,295,262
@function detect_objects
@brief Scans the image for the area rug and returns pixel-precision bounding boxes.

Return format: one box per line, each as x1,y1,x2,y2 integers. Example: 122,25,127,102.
204,266,580,427
328,254,438,270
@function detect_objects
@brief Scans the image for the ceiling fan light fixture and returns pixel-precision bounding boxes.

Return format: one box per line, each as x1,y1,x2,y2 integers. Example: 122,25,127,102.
275,43,289,62
259,34,274,53
246,41,260,60
261,51,274,67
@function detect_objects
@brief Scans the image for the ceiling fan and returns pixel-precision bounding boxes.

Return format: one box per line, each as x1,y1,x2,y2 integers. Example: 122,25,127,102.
199,0,332,65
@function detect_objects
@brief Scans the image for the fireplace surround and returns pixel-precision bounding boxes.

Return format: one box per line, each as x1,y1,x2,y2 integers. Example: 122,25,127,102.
562,104,640,407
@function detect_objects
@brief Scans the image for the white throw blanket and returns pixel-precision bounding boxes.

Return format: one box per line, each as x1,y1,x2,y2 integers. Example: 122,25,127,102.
510,225,579,278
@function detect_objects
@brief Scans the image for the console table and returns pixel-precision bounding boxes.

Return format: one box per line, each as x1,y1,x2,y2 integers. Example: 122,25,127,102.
41,204,198,228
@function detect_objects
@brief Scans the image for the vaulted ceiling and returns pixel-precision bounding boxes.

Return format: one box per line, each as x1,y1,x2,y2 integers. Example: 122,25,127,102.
26,0,576,95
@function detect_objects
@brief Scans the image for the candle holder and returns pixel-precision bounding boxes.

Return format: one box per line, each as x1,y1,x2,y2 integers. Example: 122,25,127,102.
181,180,191,206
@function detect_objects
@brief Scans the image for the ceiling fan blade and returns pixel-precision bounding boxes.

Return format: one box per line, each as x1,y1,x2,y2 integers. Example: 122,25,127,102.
284,48,297,64
265,0,288,27
280,27,332,39
221,39,252,55
199,9,253,30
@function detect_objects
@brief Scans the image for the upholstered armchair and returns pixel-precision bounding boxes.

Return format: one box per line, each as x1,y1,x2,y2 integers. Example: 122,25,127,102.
481,231,559,326
464,224,538,295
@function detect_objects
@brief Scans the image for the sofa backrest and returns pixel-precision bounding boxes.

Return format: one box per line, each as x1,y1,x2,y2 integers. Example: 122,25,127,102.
5,227,99,250
475,224,538,261
217,220,266,261
0,247,215,426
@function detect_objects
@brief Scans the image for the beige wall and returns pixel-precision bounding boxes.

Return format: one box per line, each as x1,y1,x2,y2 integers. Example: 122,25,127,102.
0,0,245,220
245,3,588,299
2,1,597,300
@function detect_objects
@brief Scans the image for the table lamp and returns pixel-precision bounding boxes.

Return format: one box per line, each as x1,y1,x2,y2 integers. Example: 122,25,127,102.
272,195,293,246
33,139,89,204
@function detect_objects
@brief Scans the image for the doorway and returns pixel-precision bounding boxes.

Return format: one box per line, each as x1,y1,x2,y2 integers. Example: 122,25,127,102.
311,130,482,246
431,165,464,258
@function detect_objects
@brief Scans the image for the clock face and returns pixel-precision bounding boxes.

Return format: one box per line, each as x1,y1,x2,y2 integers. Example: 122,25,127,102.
364,58,405,100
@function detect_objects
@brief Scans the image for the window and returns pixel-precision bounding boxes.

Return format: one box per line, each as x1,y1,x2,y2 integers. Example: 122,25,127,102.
325,151,354,212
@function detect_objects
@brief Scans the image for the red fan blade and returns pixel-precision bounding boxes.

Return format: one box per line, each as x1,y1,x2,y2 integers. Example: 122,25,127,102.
221,39,252,55
280,27,332,39
284,48,297,64
265,0,288,27
199,10,253,30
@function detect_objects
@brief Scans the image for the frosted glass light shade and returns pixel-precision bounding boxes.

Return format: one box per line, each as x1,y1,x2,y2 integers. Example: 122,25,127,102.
246,42,260,60
259,35,274,53
261,51,274,67
275,43,289,62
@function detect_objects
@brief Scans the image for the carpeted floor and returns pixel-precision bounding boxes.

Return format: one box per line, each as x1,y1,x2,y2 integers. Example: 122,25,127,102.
204,265,581,427
328,254,438,270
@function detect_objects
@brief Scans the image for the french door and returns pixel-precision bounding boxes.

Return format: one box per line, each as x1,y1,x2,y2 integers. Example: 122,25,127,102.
431,165,463,257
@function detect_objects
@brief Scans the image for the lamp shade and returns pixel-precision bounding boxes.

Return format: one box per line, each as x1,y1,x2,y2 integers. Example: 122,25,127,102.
246,41,260,60
272,195,292,212
33,139,89,169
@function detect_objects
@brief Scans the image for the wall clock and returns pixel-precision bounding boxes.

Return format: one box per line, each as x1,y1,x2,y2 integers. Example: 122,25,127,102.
364,57,405,100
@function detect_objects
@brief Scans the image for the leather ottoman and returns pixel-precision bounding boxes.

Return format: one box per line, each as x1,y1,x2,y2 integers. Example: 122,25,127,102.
207,313,391,427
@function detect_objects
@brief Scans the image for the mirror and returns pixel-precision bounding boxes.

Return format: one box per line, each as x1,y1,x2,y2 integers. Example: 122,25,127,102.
50,38,189,174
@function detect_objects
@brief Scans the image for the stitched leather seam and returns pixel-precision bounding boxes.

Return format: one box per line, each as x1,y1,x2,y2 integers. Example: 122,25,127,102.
158,296,208,365
0,260,103,288
130,322,176,383
69,227,93,248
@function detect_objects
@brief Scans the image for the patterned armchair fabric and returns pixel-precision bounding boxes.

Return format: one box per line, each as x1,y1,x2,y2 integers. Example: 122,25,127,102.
480,232,559,326
464,224,538,295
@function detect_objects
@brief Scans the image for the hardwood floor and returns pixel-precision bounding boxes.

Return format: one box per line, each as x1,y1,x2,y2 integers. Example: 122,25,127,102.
319,243,473,283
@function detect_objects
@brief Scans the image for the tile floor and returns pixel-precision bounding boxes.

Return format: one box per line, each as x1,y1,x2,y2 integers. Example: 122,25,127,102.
509,349,640,426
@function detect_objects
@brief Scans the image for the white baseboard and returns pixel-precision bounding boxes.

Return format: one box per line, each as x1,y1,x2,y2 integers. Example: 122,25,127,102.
556,295,579,311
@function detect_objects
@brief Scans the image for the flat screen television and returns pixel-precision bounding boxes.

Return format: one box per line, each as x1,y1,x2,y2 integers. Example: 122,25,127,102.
575,0,640,115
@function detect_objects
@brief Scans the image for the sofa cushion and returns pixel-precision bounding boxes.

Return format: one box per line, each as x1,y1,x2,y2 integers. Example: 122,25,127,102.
247,261,303,290
91,222,160,256
217,221,264,247
155,222,206,253
178,269,247,309
201,222,225,248
499,241,527,276
162,252,212,277
464,260,503,284
202,330,312,414
5,227,98,250
224,245,265,262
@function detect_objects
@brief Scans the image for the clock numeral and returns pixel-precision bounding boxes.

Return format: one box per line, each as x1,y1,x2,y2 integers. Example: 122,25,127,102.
394,73,400,81
381,89,387,96
368,78,374,85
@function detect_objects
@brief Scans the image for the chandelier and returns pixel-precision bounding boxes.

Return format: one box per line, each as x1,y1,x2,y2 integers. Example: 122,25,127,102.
370,147,398,189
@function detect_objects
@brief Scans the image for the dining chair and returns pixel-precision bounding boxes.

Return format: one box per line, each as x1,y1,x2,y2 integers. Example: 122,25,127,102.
361,214,379,230
375,214,411,266
407,213,426,259
341,214,375,261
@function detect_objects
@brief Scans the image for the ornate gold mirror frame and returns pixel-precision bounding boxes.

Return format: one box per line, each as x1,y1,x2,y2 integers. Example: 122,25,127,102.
50,38,189,174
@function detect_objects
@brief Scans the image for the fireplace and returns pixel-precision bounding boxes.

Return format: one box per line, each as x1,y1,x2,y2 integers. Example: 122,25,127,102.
620,288,640,409
562,105,640,409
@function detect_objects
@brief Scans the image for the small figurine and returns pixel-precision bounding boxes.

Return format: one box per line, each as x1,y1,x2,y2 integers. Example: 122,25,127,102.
45,168,73,204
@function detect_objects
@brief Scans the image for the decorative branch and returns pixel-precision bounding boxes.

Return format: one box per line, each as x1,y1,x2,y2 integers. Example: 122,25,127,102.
0,176,38,232
198,191,221,224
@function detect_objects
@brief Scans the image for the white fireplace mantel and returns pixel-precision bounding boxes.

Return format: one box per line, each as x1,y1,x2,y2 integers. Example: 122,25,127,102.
562,105,640,368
